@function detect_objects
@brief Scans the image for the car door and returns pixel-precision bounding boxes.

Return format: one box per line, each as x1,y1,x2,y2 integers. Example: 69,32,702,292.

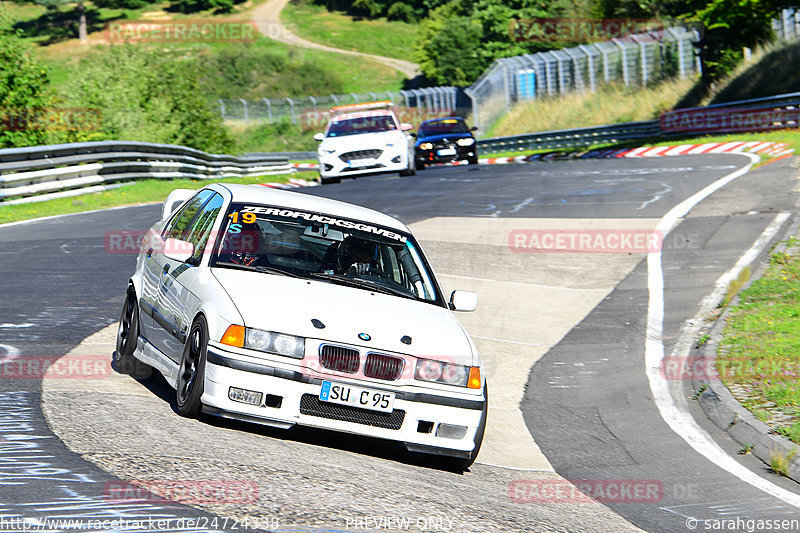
145,189,214,359
154,192,225,363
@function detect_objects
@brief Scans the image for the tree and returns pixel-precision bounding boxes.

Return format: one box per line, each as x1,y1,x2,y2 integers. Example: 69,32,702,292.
34,0,88,42
0,10,54,148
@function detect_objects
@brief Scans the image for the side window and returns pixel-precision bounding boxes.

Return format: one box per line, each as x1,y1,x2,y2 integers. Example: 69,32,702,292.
163,189,214,241
185,194,224,263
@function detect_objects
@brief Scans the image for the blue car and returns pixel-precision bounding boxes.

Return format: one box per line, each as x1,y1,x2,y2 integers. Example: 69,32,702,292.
414,117,478,170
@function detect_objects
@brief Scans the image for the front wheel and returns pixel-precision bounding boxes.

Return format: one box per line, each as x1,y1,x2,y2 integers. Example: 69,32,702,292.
114,287,151,380
455,383,488,470
176,316,208,418
320,174,341,185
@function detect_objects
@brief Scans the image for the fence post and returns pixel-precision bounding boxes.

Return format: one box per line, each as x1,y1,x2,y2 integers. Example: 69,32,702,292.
330,94,339,106
239,99,249,124
285,97,296,124
350,93,358,104
613,39,630,86
579,45,595,91
564,48,583,91
218,99,226,120
464,87,479,132
309,96,317,110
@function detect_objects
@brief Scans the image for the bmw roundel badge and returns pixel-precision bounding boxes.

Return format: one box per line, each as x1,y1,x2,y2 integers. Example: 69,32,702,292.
358,332,371,341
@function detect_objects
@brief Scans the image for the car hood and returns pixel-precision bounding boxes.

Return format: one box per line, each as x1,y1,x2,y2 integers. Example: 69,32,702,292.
212,268,475,365
320,131,407,152
416,132,473,146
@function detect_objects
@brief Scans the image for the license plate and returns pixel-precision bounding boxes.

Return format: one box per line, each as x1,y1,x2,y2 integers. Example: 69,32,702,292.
348,158,374,167
437,148,456,156
319,381,395,413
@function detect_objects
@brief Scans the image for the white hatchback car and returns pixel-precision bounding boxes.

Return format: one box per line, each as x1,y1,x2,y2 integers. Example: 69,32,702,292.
313,101,416,185
115,184,487,468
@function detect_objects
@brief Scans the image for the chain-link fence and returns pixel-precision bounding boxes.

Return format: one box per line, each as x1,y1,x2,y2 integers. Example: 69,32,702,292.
465,26,701,133
216,87,462,130
774,8,800,40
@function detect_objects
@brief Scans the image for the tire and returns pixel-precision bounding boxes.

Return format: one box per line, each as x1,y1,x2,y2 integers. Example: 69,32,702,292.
415,159,425,171
176,316,208,418
114,287,152,380
320,175,340,185
468,156,479,165
400,157,416,177
455,383,488,470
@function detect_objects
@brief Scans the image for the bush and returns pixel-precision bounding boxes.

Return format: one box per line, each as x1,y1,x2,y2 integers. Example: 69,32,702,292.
62,45,234,152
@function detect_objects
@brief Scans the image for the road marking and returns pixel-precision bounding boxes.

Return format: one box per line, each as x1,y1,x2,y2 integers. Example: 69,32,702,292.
645,153,800,508
0,323,34,328
0,344,20,364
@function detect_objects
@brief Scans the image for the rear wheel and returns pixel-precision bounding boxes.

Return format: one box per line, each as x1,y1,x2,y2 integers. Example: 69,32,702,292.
114,287,152,380
468,155,479,165
176,316,208,418
415,159,425,171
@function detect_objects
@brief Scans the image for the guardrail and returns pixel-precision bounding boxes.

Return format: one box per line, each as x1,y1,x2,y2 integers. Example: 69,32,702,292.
477,120,662,153
476,92,800,153
0,141,293,206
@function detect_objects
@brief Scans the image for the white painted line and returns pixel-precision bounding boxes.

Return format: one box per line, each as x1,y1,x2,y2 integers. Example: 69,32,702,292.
0,344,20,364
0,323,34,328
438,273,611,292
471,335,554,347
645,153,800,509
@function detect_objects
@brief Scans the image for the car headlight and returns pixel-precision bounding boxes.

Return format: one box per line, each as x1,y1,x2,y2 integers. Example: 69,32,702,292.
414,358,474,387
419,142,434,150
456,138,475,146
221,325,305,359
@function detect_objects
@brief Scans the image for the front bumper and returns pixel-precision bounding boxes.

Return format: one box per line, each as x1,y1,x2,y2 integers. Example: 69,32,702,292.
318,148,408,178
416,144,476,164
202,346,485,456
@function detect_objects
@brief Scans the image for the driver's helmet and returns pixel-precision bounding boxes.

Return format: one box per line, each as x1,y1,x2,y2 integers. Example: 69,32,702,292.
220,226,261,265
336,236,378,273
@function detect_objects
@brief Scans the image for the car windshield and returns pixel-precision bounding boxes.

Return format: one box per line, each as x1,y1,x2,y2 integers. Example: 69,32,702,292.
213,203,442,305
418,119,470,137
326,115,397,137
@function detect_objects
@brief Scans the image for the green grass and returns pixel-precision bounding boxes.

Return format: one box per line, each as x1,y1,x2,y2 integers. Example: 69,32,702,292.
281,0,417,61
489,77,698,138
717,237,800,444
10,0,405,99
0,172,318,225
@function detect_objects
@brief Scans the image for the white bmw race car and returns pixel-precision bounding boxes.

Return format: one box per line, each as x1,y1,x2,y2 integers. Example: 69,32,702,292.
313,101,416,185
115,184,487,468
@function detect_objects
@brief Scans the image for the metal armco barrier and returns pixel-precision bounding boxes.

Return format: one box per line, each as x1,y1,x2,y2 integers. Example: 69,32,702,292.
477,120,662,153
0,141,293,205
477,91,800,153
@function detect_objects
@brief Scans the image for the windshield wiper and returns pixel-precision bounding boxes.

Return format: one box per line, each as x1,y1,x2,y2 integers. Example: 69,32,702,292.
308,273,415,299
215,262,302,278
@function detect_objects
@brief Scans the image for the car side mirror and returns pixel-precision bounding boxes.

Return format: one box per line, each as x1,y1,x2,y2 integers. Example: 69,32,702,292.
164,238,194,263
400,123,413,131
449,290,478,312
410,132,417,138
313,132,325,141
470,126,478,132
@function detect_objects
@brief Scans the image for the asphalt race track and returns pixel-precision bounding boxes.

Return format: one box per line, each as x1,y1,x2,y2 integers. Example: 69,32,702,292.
1,155,799,532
